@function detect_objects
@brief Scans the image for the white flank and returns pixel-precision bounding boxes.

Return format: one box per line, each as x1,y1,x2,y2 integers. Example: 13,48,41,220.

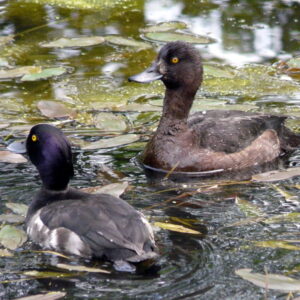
27,209,90,257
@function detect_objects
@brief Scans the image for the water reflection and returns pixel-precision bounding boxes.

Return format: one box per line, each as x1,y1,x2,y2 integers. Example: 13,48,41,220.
145,0,300,64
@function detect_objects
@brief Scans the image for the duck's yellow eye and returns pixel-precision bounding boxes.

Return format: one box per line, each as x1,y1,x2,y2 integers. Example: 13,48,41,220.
31,134,38,142
171,57,179,64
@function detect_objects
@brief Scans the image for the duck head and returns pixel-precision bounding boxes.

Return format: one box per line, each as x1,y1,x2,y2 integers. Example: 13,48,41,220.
129,41,203,92
26,124,74,190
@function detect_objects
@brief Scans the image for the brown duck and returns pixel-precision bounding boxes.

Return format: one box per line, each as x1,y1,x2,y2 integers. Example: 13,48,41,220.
129,41,300,173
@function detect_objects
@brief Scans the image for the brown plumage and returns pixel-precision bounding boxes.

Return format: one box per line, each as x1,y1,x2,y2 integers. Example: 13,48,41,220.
129,41,300,174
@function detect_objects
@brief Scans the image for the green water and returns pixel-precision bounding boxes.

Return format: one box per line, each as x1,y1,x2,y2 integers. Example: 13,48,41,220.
0,0,300,299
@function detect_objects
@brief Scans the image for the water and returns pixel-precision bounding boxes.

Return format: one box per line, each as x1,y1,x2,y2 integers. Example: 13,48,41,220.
0,0,300,299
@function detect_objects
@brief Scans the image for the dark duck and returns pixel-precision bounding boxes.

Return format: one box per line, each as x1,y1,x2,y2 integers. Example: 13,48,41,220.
21,124,157,270
129,41,300,175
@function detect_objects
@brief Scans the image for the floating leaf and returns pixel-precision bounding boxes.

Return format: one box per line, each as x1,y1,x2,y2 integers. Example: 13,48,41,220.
169,217,201,227
252,167,300,182
235,196,264,218
23,270,74,279
5,203,28,216
0,225,27,250
0,214,25,223
37,100,77,119
141,21,188,33
56,263,110,274
0,66,41,79
21,67,67,81
93,112,128,132
142,31,216,44
154,222,202,235
105,35,151,50
235,268,300,291
0,151,27,163
41,36,105,48
254,240,300,251
0,248,13,257
30,250,70,259
13,292,66,300
82,134,140,150
81,182,129,198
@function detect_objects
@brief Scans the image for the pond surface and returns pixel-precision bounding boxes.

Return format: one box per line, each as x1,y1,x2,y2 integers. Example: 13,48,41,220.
1,0,300,299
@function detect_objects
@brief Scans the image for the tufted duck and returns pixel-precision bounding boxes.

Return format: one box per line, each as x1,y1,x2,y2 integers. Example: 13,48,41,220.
21,124,157,270
129,41,300,174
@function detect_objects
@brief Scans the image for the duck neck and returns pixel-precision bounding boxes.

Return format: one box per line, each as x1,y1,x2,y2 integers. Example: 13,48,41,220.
38,163,72,191
159,87,196,127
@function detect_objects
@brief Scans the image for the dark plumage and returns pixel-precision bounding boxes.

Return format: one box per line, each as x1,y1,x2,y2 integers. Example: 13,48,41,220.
129,41,300,173
24,124,157,268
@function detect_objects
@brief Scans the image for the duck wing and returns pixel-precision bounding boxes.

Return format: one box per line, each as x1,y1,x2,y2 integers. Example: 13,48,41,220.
188,110,287,153
38,194,156,262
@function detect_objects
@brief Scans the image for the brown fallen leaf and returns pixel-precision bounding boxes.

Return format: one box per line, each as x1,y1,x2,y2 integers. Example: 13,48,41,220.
0,151,27,163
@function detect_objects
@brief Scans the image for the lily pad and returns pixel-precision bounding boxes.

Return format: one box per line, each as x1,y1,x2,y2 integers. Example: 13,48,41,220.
142,31,216,44
0,66,41,80
236,268,300,291
0,151,27,163
41,36,105,48
141,21,188,33
93,112,128,132
5,202,28,216
82,134,140,150
21,67,67,81
0,225,27,250
56,263,110,274
252,167,300,182
13,292,66,300
81,182,129,198
105,35,151,50
0,214,25,223
154,222,202,235
37,100,77,119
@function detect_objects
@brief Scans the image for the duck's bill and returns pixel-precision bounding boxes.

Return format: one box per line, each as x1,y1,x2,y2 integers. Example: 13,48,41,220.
128,63,162,83
7,140,26,154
